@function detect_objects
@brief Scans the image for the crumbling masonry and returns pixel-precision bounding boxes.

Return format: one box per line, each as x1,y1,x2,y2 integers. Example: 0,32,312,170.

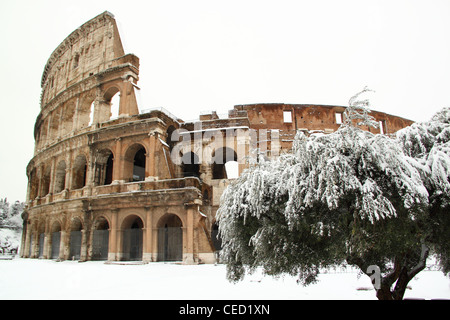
19,12,414,263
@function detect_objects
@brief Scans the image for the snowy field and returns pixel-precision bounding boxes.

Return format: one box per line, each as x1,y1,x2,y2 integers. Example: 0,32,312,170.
0,258,449,300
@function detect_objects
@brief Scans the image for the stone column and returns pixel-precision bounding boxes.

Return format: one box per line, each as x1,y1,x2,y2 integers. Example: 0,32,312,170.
109,209,119,261
143,207,153,262
184,205,196,265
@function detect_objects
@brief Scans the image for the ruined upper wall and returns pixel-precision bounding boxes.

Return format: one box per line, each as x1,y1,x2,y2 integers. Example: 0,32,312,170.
40,11,126,108
233,103,414,135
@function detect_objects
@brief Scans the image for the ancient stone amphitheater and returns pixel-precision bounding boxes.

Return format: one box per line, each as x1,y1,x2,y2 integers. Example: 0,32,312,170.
19,12,413,264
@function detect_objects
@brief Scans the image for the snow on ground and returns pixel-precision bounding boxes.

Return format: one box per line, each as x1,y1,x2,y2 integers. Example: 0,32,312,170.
0,258,449,300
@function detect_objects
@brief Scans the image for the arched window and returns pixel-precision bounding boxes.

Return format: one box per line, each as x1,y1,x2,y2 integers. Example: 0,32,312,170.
69,218,83,260
182,152,200,177
54,161,66,193
121,215,144,261
212,147,238,179
103,87,121,121
72,155,87,189
157,214,183,262
41,165,51,197
50,221,61,260
92,216,109,261
124,144,147,182
94,149,114,185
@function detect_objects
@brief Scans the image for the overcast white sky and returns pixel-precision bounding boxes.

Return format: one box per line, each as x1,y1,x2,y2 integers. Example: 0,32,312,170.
1,0,450,202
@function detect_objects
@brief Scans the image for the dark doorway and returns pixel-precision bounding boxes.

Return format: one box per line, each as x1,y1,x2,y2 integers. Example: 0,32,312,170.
92,217,109,260
157,214,183,261
39,233,45,258
50,222,61,260
69,218,83,260
182,152,200,178
133,147,146,182
122,216,143,261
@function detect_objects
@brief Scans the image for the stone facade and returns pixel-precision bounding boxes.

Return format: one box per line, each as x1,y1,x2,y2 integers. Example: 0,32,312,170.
20,12,414,264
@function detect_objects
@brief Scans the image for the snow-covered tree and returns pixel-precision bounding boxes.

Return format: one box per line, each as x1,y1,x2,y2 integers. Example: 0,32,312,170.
217,90,448,300
0,198,24,254
396,107,450,275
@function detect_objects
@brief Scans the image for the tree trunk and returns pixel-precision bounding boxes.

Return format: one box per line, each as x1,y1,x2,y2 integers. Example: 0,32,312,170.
376,285,395,300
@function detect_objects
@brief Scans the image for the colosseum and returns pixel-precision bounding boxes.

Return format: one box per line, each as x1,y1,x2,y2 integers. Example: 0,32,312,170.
19,12,414,264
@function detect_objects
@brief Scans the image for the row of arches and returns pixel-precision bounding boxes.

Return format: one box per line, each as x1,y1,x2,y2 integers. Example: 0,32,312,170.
180,147,239,179
37,86,122,149
26,213,221,262
29,142,240,200
29,143,147,200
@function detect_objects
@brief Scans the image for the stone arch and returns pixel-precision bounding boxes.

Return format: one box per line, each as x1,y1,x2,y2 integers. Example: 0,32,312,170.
50,220,62,260
92,216,109,260
124,143,147,182
28,167,39,200
54,160,66,193
49,108,62,141
61,101,76,136
72,154,87,189
94,149,114,185
69,217,83,260
157,214,183,261
40,165,52,197
37,221,46,258
77,93,96,130
121,214,144,261
103,86,121,121
39,118,49,147
181,151,200,178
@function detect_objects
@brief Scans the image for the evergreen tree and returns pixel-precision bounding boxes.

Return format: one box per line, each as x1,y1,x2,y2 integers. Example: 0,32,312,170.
217,89,449,300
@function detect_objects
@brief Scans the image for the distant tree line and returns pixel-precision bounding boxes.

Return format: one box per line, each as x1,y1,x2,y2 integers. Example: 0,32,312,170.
0,198,24,254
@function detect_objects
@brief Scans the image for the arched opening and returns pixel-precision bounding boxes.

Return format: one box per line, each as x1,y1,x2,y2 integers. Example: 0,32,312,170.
29,168,38,200
92,216,109,260
38,223,45,258
41,165,51,197
50,221,61,260
133,148,146,182
182,152,200,178
72,154,87,189
166,125,177,151
49,108,61,141
94,149,114,186
110,92,120,120
54,161,66,193
39,118,49,146
124,144,147,182
211,222,222,252
69,218,83,260
157,214,183,262
212,147,238,179
61,102,75,136
121,215,144,261
103,87,121,121
77,96,95,130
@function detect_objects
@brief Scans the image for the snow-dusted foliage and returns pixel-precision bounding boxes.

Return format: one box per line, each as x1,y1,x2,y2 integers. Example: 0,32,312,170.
217,124,428,285
0,199,24,254
217,89,449,299
396,107,450,275
343,86,379,129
